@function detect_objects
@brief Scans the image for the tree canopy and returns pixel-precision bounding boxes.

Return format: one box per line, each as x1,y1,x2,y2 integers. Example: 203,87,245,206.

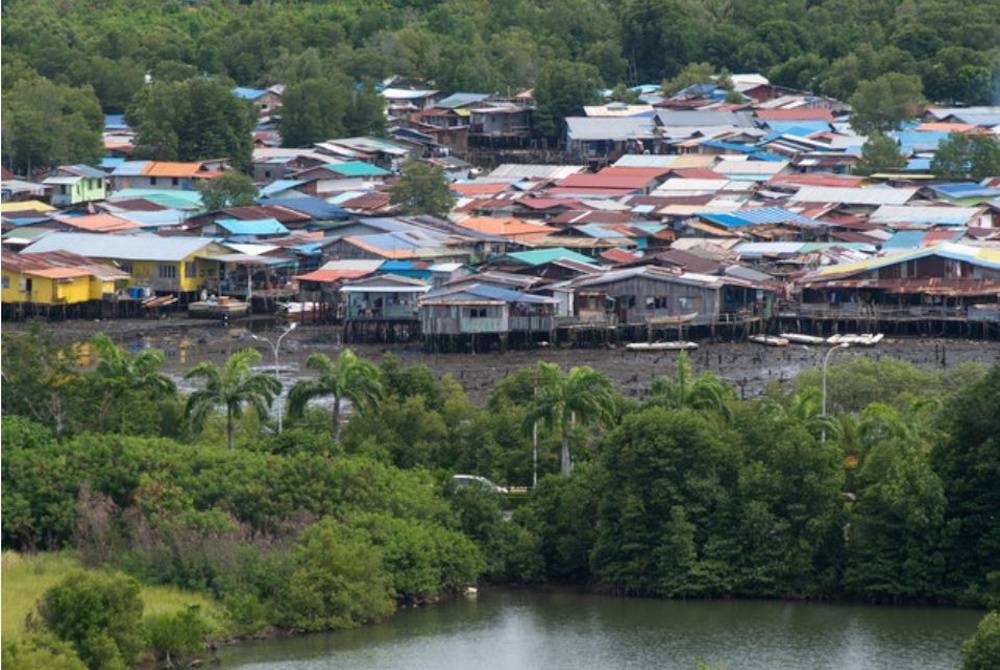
388,160,454,218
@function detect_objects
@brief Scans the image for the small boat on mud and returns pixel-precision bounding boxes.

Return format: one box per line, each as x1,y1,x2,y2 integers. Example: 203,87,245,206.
780,333,827,345
827,333,884,346
749,335,790,347
626,341,699,351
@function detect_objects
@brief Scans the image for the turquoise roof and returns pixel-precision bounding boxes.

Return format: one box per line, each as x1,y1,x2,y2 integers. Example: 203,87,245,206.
327,161,390,177
507,248,596,266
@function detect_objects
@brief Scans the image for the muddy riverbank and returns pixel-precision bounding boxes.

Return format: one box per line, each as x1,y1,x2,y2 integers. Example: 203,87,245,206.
9,316,998,404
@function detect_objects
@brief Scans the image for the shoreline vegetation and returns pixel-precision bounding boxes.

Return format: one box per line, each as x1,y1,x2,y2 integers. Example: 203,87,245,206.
3,326,999,669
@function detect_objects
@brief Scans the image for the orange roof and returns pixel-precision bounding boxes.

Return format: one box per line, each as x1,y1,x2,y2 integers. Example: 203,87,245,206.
451,182,510,197
141,162,217,178
27,267,92,279
768,174,865,188
916,122,977,133
454,216,555,238
54,214,139,233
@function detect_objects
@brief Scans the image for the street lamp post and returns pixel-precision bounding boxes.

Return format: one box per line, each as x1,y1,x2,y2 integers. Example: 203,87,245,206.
821,342,850,442
251,322,298,433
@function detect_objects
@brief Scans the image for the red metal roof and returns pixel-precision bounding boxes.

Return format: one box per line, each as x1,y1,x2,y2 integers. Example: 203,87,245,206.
600,247,641,264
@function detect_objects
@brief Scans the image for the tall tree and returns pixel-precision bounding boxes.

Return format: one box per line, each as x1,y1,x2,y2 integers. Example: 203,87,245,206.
854,132,907,175
279,76,350,148
126,77,257,169
185,349,281,449
197,171,258,211
523,362,615,476
648,351,733,419
931,133,1000,181
2,75,103,175
388,160,454,218
961,611,1000,670
287,350,384,441
532,59,603,144
89,333,176,433
849,72,924,134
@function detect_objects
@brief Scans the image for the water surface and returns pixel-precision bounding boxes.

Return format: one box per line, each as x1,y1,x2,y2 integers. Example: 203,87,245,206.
216,589,980,670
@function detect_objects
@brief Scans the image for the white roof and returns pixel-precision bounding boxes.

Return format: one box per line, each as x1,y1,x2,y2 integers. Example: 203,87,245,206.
42,176,84,185
869,205,983,225
224,243,280,256
583,104,654,117
790,186,917,206
488,164,585,180
713,159,789,175
381,88,438,100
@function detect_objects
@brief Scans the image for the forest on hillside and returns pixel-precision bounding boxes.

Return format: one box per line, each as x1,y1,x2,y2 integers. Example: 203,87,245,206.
3,0,1000,170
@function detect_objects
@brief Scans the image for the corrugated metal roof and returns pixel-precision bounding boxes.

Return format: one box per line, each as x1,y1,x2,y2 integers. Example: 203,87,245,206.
327,161,390,177
232,87,268,100
870,205,982,225
790,186,917,206
25,232,219,261
565,116,657,141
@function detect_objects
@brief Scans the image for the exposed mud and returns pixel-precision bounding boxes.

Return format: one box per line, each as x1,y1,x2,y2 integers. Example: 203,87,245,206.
7,316,999,405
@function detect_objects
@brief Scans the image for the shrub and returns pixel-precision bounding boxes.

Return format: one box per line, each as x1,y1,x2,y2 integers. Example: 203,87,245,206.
146,606,210,666
37,571,146,670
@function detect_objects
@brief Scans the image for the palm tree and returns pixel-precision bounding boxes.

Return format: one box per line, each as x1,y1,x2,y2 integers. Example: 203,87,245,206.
90,333,176,432
648,351,733,419
764,387,842,441
859,397,941,450
185,349,281,449
286,349,383,441
524,362,616,476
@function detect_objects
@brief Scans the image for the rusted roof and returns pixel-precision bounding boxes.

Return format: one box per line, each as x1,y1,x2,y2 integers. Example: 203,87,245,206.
756,109,835,123
451,182,510,197
53,214,140,233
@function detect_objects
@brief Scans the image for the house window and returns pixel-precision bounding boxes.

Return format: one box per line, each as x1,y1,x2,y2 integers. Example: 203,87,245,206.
61,185,69,195
2,276,9,289
158,264,177,279
20,278,32,292
645,296,669,309
678,297,701,312
172,178,179,186
150,177,158,185
467,307,488,318
264,170,272,179
184,262,197,278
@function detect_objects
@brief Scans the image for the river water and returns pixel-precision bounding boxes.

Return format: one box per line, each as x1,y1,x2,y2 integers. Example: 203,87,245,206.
215,589,981,670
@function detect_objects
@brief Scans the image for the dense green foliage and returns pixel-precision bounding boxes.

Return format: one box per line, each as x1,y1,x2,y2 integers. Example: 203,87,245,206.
388,159,454,217
931,133,1000,181
126,77,257,169
37,571,147,670
4,0,1000,167
962,611,1000,670
854,132,907,175
2,327,998,664
197,172,259,211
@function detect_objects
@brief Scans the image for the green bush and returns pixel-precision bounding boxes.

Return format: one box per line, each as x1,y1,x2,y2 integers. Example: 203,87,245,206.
2,633,88,670
961,611,1000,670
37,571,146,670
146,606,210,666
277,518,395,631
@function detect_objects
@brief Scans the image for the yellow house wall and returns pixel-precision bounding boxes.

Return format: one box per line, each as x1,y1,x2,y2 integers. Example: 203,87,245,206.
113,255,217,293
0,272,89,305
53,277,92,304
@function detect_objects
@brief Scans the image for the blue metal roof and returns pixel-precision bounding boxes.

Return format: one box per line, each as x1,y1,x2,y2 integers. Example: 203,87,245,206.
700,207,818,228
435,92,491,109
215,218,288,235
259,180,306,197
700,140,755,153
507,248,595,266
327,161,390,177
104,114,129,130
232,87,267,100
890,131,950,153
760,120,831,136
929,182,1000,198
882,230,927,249
433,283,551,304
100,157,126,170
259,196,350,219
